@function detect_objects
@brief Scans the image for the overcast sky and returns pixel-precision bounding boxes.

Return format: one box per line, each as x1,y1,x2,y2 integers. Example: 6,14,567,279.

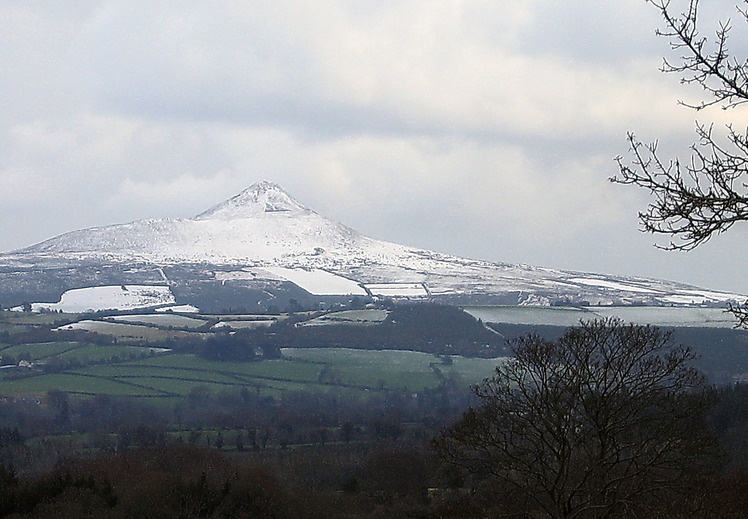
2,0,746,293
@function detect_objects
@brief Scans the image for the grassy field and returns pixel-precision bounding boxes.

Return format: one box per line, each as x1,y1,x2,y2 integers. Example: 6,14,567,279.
4,305,745,403
56,320,202,342
0,341,163,363
0,347,504,401
0,308,507,401
0,342,82,360
0,372,170,397
0,312,82,325
107,314,210,329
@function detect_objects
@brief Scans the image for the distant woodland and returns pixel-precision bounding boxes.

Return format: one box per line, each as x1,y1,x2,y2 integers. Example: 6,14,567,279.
0,365,747,517
185,302,508,361
0,304,746,516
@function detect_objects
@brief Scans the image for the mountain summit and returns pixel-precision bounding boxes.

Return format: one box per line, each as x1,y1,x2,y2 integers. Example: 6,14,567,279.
15,181,360,262
194,181,311,220
1,181,743,308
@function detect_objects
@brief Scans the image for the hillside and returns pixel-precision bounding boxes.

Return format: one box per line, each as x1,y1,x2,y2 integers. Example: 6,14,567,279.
0,182,743,311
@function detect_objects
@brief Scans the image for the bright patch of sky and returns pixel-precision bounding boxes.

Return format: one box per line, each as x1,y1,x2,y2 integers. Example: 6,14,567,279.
1,0,746,292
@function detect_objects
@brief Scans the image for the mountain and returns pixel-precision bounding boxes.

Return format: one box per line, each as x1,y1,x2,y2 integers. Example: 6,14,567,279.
18,181,364,263
0,181,742,311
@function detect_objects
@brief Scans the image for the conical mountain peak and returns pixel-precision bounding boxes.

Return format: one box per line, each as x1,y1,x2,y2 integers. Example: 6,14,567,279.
4,179,743,309
193,181,311,220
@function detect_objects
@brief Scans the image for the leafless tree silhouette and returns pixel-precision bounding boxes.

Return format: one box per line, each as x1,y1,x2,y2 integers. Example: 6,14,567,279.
612,0,748,326
433,319,720,518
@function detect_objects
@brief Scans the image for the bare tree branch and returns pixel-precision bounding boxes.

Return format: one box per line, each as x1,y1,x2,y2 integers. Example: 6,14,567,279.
613,0,748,325
613,126,748,251
432,319,720,518
649,0,748,110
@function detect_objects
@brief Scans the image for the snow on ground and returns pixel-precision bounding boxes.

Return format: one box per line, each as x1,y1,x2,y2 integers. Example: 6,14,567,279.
568,278,743,304
679,289,747,300
155,305,200,313
214,270,257,283
569,278,658,294
55,320,132,333
299,309,390,326
211,320,276,330
660,289,747,305
590,306,734,327
31,285,175,313
463,305,738,328
10,182,745,308
325,309,390,322
107,314,208,328
262,267,367,295
364,283,429,297
661,294,718,305
463,306,593,327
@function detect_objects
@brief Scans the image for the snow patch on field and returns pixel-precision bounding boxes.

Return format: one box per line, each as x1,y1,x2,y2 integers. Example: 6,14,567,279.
107,314,208,328
300,309,390,326
590,306,735,327
156,305,200,313
364,283,428,297
262,267,367,295
660,289,747,305
463,305,738,328
55,320,135,333
31,285,175,313
569,278,657,294
214,270,257,283
211,320,276,330
463,306,592,326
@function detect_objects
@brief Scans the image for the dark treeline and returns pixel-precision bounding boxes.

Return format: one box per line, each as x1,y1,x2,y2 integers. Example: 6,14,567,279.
0,374,474,475
0,376,475,517
488,322,748,385
178,303,507,362
194,332,283,362
2,383,748,517
0,443,443,519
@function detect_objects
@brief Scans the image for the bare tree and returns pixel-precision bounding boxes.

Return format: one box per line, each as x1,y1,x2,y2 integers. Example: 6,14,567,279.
611,0,748,326
432,318,719,519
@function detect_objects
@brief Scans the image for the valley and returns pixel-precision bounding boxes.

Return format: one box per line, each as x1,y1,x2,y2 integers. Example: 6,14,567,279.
2,301,748,403
0,303,506,402
2,182,748,517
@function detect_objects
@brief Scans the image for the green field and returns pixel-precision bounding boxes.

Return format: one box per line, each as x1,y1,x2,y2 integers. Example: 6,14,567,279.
0,309,506,400
0,347,504,400
0,342,82,360
3,305,745,402
0,372,170,397
0,341,162,363
107,314,210,328
57,320,202,341
56,344,159,362
0,312,82,325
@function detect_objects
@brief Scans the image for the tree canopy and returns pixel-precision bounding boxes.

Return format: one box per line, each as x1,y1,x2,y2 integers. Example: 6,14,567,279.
432,318,720,518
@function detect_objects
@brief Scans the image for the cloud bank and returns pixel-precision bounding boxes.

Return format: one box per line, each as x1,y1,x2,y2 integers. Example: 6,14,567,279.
1,0,746,293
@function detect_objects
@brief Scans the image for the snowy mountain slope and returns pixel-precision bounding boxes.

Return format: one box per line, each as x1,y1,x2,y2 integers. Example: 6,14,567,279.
3,181,744,307
19,182,363,263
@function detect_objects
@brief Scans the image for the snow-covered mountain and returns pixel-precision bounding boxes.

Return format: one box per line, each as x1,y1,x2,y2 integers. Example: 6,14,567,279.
1,181,743,309
20,181,365,263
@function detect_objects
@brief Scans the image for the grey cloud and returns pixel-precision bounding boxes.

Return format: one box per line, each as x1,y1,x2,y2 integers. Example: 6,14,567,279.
63,1,673,141
517,0,664,63
0,0,745,296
